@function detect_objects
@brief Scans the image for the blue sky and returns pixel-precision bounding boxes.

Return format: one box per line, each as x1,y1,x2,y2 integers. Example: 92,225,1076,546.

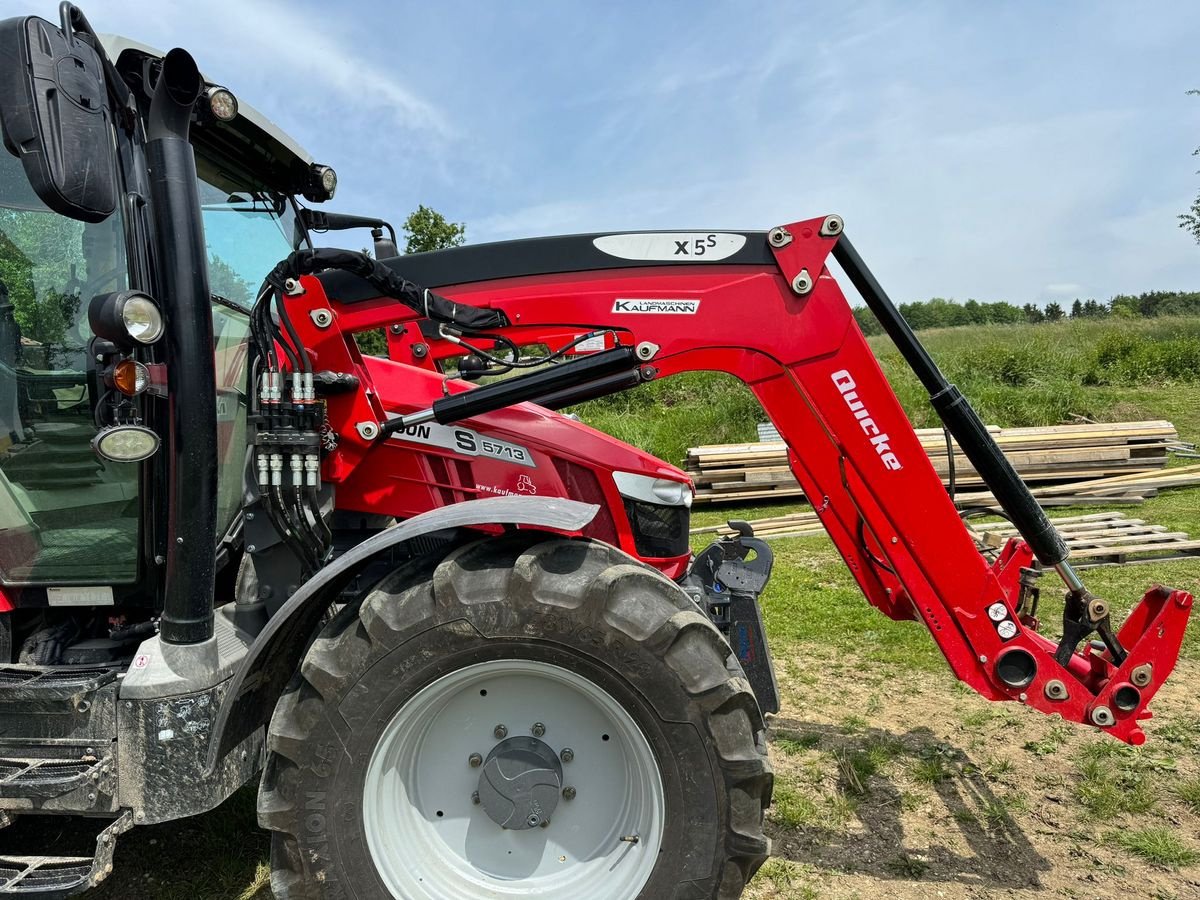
5,0,1199,304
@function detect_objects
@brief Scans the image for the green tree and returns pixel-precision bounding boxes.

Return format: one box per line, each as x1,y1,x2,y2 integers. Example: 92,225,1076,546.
1109,295,1139,319
1181,90,1200,243
1044,302,1065,321
208,254,253,307
1022,303,1045,324
402,205,466,254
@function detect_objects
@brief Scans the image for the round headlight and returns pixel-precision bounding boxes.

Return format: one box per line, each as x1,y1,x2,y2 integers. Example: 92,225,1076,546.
92,425,160,463
90,291,164,347
121,296,164,344
320,166,337,195
206,86,239,122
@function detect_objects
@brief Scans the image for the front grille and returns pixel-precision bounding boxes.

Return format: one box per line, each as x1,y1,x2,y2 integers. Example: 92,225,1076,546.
623,498,690,559
553,460,620,546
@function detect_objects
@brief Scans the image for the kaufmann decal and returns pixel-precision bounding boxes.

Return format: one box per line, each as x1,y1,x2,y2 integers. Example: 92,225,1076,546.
385,417,536,468
612,299,700,314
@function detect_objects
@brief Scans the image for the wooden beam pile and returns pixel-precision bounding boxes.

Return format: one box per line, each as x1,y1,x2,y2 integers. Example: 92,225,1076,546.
686,420,1183,505
692,511,1200,569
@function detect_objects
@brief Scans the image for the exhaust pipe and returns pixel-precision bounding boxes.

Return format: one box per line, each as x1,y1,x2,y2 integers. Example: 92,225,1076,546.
145,49,218,645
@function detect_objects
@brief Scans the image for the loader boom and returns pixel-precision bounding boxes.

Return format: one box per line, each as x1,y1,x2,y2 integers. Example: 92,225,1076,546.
294,216,1192,745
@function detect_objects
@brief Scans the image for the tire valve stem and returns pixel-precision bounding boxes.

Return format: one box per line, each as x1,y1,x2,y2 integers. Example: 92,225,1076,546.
619,834,640,845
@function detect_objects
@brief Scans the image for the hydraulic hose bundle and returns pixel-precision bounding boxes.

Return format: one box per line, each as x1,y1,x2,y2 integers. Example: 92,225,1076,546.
248,275,329,576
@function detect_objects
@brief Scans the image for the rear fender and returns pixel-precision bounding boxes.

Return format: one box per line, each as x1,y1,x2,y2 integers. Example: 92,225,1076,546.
205,496,597,772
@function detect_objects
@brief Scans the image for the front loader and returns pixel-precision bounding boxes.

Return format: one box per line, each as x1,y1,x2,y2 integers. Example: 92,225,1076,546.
0,6,1192,900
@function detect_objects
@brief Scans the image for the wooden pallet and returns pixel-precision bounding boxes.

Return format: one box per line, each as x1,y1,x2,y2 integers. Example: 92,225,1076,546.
687,420,1182,505
692,511,1200,569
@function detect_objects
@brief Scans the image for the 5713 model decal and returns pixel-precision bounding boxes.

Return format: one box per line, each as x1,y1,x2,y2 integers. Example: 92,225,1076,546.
385,417,536,468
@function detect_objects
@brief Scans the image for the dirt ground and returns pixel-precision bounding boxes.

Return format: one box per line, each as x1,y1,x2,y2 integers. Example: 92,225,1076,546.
746,651,1200,900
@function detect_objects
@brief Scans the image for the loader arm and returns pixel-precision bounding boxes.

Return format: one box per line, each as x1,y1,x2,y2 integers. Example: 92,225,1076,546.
296,216,1192,745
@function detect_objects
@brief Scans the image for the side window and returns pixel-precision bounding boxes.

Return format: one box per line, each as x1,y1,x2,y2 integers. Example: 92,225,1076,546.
212,302,250,539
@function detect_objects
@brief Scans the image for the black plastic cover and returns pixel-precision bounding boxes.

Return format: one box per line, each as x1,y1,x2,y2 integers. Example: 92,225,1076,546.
0,16,117,222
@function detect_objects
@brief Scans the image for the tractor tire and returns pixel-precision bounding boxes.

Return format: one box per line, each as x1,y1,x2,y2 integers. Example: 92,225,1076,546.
259,535,771,900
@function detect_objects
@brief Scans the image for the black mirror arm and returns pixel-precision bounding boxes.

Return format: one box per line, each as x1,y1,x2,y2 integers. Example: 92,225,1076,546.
60,3,138,131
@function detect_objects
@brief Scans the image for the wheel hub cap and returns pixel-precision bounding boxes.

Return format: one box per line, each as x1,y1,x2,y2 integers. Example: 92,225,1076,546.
477,736,563,829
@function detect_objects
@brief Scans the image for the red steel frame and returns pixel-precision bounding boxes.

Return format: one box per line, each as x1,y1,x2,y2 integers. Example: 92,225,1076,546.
284,216,1192,745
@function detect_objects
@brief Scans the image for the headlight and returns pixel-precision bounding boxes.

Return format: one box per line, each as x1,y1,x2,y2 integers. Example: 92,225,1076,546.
612,471,692,508
92,425,160,462
89,290,164,347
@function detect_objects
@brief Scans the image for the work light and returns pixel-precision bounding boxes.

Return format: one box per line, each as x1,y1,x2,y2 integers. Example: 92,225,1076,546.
205,86,239,122
92,424,160,463
305,164,338,202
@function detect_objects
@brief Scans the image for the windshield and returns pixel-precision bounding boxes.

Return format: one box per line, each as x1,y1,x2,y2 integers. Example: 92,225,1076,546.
0,134,136,585
195,154,298,307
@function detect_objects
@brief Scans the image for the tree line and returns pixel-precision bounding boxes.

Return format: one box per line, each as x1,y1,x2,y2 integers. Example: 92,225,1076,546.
852,291,1200,335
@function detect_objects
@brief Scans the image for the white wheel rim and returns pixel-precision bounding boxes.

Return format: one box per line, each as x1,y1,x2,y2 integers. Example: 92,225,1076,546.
362,659,666,900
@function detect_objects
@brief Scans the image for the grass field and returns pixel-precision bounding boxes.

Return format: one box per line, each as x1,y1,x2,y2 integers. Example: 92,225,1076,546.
11,316,1200,898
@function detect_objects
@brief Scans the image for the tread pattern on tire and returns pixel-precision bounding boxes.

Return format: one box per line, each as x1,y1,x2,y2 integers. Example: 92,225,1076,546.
259,536,772,900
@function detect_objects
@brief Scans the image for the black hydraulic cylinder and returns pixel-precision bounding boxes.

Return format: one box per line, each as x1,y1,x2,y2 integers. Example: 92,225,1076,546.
535,368,645,410
431,347,639,425
146,49,218,644
831,235,1068,568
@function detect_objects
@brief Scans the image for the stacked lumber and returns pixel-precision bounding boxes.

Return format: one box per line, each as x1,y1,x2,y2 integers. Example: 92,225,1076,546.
686,420,1180,504
693,511,1200,569
969,512,1200,569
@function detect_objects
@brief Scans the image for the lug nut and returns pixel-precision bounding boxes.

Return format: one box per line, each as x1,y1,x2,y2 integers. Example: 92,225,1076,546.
494,724,508,739
472,791,480,805
527,814,540,827
532,723,546,738
562,787,576,801
468,753,483,768
560,748,574,763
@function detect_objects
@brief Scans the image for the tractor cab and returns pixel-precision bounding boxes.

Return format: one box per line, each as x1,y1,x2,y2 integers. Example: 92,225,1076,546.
0,30,324,656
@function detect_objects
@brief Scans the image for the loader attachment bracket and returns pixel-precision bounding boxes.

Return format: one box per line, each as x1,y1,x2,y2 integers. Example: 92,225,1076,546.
686,528,779,714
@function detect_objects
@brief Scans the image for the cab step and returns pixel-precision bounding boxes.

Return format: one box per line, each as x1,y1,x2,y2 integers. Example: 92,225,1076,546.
0,811,131,897
0,745,114,801
0,666,117,704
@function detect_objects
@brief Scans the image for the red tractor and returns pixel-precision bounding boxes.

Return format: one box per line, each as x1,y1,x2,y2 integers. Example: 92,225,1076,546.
0,6,1191,899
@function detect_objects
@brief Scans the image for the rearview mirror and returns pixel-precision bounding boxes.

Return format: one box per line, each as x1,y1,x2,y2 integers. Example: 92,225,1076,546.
0,14,118,222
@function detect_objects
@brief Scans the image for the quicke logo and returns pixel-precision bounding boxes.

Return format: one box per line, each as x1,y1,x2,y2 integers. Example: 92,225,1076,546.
831,369,903,471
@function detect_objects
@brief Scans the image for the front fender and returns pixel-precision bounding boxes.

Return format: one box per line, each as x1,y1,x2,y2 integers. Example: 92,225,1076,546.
206,496,598,772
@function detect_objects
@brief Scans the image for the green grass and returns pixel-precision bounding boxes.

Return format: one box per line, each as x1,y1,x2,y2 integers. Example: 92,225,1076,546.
1023,723,1073,757
1074,749,1161,819
1106,827,1200,869
1177,778,1200,814
770,782,823,829
773,730,822,755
